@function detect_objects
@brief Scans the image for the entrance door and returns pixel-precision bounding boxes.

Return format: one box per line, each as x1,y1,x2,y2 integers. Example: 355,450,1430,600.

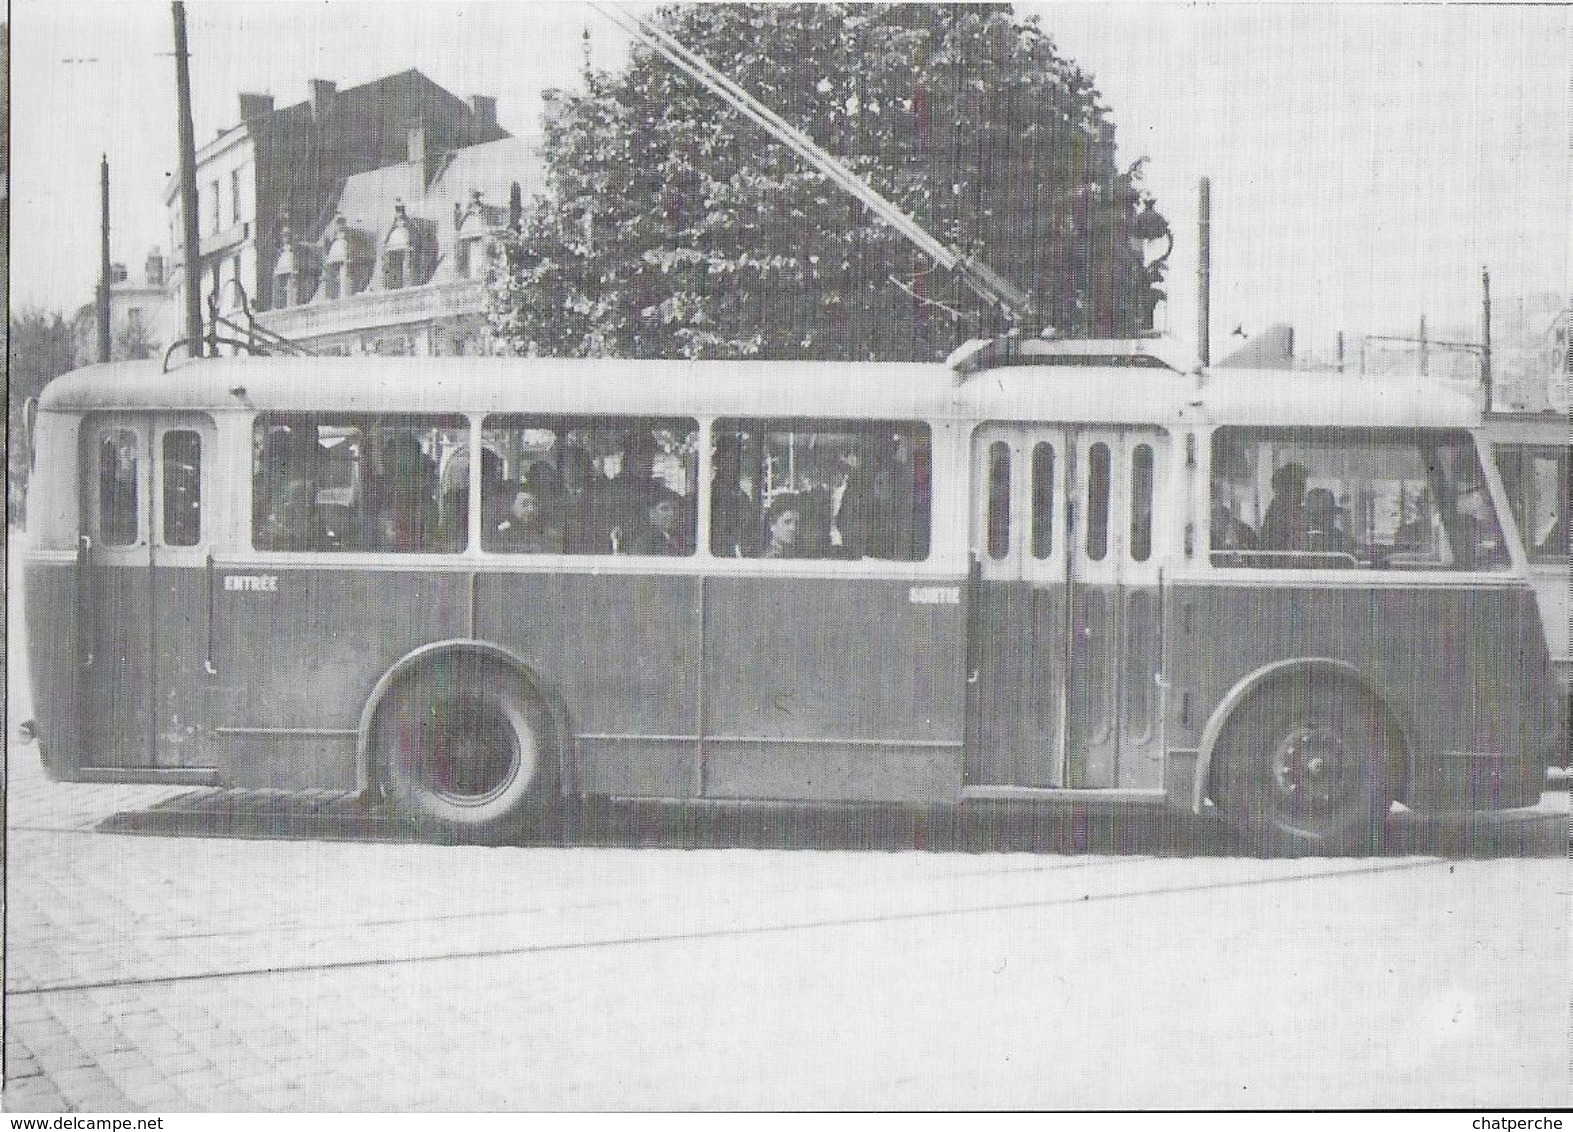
80,415,154,767
1064,429,1166,789
149,415,217,768
968,425,1167,790
79,413,215,770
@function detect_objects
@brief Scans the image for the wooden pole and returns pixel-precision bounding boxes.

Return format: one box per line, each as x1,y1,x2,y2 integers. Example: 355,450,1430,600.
1196,178,1211,367
173,2,203,358
1480,268,1493,412
98,155,111,363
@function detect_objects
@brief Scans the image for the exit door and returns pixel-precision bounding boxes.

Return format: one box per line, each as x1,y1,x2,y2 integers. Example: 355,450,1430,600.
968,425,1167,790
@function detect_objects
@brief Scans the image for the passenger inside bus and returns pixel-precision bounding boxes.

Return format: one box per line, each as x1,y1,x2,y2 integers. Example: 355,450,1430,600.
835,436,917,559
1210,476,1257,552
558,442,612,553
795,448,839,556
1303,488,1349,555
255,427,324,551
605,431,658,552
486,484,563,554
710,435,761,557
764,494,803,558
436,448,502,550
1260,462,1309,551
627,487,690,556
1392,486,1435,554
371,431,438,551
1447,475,1509,570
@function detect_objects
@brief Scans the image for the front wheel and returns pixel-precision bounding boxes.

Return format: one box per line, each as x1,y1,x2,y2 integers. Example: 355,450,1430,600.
375,654,558,843
1215,674,1395,856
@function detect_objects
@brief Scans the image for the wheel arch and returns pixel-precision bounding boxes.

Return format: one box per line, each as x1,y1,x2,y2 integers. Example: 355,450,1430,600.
356,638,574,800
1191,656,1409,813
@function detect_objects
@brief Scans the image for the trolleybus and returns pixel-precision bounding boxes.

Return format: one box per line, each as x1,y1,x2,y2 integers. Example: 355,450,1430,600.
1482,410,1569,686
21,341,1566,853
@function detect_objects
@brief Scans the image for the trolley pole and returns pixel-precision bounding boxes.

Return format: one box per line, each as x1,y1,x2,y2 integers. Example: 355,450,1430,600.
173,2,203,358
1197,178,1211,367
98,154,112,363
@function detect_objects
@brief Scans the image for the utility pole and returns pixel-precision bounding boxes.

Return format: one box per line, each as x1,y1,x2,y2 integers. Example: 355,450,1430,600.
1336,330,1344,374
1480,268,1493,413
98,155,112,363
173,2,203,358
1418,314,1428,378
1197,178,1211,367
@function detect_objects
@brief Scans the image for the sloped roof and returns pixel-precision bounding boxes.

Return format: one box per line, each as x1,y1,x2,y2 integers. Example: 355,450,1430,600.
309,135,544,290
329,164,421,245
1217,324,1296,369
428,135,545,212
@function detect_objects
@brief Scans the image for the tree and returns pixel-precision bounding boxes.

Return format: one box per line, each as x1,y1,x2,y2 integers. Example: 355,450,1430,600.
8,310,77,525
489,3,1169,360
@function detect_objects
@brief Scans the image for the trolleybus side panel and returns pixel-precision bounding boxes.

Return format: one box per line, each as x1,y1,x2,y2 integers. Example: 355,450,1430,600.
1169,580,1558,811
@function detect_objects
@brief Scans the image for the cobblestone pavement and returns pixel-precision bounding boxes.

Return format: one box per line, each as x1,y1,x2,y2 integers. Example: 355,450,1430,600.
5,735,1568,1112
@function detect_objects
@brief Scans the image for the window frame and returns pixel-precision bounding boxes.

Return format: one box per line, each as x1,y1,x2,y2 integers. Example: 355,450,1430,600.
1207,425,1515,574
1497,442,1568,566
710,416,933,564
250,412,468,555
479,413,701,559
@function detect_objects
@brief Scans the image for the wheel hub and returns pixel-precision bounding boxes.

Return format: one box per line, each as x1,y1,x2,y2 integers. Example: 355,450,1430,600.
1272,724,1348,814
422,698,522,807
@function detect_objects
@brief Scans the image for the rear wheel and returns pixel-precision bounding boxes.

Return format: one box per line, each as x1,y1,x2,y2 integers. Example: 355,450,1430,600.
375,653,558,843
1216,673,1395,856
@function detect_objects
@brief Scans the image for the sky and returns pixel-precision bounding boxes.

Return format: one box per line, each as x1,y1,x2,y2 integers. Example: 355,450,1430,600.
9,1,1569,362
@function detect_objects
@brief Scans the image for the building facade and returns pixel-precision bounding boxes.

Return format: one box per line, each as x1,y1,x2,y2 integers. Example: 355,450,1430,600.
162,70,508,342
258,134,541,357
72,249,176,364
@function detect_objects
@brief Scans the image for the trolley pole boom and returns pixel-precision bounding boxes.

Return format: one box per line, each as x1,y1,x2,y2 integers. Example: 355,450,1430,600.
590,4,1036,328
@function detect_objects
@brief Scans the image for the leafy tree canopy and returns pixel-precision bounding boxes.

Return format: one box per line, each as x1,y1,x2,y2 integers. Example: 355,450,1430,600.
8,309,76,523
489,3,1169,360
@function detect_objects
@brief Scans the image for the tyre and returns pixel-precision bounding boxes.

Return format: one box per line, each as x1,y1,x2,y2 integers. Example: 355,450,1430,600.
375,653,558,843
1215,673,1395,856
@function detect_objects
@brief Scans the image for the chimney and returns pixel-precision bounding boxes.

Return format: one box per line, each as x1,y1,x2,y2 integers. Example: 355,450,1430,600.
238,92,274,121
310,79,337,121
145,248,165,287
470,95,498,133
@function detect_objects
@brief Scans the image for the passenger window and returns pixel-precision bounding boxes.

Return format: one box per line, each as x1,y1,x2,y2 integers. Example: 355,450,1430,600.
1130,444,1154,563
1498,446,1567,564
482,416,698,555
253,415,465,552
99,428,140,546
714,419,931,561
987,441,1011,560
1030,442,1053,559
1210,427,1511,571
162,431,201,546
1086,442,1111,561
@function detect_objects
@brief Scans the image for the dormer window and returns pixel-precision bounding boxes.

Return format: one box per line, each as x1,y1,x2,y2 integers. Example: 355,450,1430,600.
322,217,351,302
272,225,300,308
384,204,413,290
455,190,491,281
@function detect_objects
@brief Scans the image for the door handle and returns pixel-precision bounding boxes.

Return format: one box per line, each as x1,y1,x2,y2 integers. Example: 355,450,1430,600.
204,552,218,675
77,534,94,669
